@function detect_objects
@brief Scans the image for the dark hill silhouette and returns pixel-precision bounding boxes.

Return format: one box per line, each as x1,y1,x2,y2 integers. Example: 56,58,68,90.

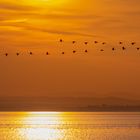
0,96,140,111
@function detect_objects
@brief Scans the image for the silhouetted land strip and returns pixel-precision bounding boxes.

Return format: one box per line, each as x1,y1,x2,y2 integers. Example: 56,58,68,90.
0,97,140,112
0,105,140,112
80,105,140,112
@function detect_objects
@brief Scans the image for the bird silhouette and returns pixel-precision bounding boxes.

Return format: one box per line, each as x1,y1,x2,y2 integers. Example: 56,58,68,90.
60,39,63,42
16,53,20,56
137,48,140,50
73,50,76,53
132,42,136,45
122,47,126,50
72,41,76,44
119,42,123,45
29,52,33,55
112,48,115,51
84,42,88,45
46,52,49,55
102,42,106,45
85,50,88,53
94,41,98,44
100,49,104,52
62,52,65,54
5,53,8,56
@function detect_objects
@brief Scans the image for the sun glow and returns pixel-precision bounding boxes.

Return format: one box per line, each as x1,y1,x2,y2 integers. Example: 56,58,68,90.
25,0,69,6
18,112,65,139
21,128,63,139
29,112,61,115
22,112,63,125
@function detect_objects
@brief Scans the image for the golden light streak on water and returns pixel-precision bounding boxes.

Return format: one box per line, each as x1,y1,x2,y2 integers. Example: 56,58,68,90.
18,112,64,139
0,112,140,140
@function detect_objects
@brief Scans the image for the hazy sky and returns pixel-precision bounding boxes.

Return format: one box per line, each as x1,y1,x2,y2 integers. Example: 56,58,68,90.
0,0,140,99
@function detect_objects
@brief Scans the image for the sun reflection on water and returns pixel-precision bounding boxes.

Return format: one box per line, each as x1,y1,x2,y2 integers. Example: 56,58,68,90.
18,112,65,140
0,112,140,140
20,128,62,140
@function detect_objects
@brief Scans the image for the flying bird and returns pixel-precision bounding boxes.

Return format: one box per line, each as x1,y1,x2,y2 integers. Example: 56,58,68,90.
100,49,104,52
112,48,115,51
72,41,76,44
29,52,33,55
131,42,136,45
119,42,123,45
122,47,126,50
73,50,76,53
137,48,140,50
16,53,20,56
102,42,106,45
62,52,65,54
5,53,8,56
46,52,49,55
84,42,88,45
94,41,98,44
60,39,63,42
85,50,88,53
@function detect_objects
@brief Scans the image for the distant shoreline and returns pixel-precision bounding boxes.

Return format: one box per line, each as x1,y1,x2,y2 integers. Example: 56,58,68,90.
0,97,140,112
0,106,140,112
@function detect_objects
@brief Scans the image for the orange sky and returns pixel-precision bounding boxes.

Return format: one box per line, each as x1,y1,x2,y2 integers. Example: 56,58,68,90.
0,0,140,99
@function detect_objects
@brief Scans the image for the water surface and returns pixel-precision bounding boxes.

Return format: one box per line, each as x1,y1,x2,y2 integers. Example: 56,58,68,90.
0,112,140,140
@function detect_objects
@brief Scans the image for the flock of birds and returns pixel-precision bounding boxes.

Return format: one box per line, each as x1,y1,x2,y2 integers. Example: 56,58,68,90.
0,39,139,56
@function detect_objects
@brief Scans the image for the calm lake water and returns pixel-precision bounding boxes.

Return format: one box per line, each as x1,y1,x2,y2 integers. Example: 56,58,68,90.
0,112,140,140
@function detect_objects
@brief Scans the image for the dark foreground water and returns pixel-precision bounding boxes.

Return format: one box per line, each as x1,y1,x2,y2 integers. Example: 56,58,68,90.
0,112,140,140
